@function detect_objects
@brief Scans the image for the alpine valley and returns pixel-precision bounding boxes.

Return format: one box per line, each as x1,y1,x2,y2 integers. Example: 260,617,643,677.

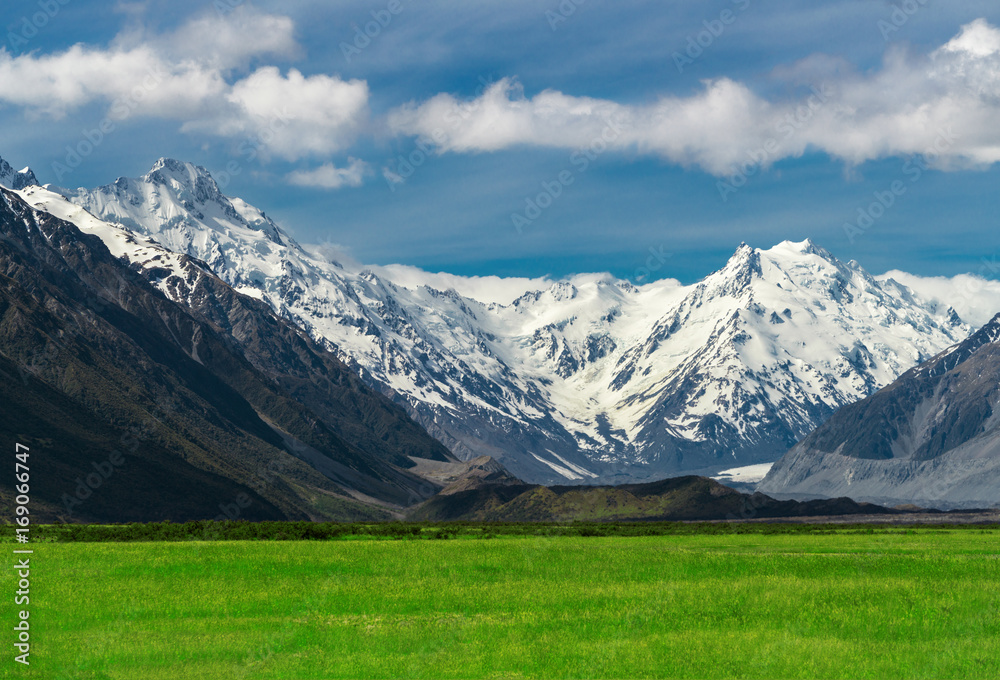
2,155,983,496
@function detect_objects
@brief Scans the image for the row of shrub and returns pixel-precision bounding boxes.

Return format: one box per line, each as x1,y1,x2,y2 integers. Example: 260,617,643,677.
2,520,994,542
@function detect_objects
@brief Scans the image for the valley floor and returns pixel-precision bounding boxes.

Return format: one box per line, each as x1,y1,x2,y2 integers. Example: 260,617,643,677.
6,529,1000,679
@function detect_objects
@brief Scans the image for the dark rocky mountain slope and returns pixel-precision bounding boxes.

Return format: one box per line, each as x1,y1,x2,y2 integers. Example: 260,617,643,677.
0,187,453,522
758,314,1000,508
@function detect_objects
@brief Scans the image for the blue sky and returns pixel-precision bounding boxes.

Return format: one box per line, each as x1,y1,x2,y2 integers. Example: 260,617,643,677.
3,0,1000,283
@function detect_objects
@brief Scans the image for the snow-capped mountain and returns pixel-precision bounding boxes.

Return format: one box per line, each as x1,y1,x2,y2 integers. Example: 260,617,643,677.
25,157,973,484
0,158,37,190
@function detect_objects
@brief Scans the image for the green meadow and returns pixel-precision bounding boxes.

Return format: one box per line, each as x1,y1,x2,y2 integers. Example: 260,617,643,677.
5,528,1000,679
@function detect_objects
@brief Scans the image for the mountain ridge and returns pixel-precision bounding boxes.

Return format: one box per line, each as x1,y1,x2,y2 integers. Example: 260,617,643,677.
7,154,975,484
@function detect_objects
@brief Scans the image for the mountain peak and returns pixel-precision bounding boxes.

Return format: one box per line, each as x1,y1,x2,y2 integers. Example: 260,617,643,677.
0,155,38,190
723,240,761,275
717,240,839,279
961,312,1000,351
769,238,828,257
149,157,204,174
725,241,758,264
62,155,288,258
764,239,848,277
145,158,219,191
137,157,248,222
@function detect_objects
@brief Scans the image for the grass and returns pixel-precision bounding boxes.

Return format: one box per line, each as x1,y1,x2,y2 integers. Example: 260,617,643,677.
5,529,1000,678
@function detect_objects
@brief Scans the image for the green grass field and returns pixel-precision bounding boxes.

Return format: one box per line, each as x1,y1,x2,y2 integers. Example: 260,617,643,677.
6,529,1000,679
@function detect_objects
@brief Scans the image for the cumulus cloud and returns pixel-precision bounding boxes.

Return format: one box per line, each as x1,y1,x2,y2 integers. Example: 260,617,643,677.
939,17,1000,59
184,67,369,160
155,7,301,70
288,158,371,189
0,7,368,162
388,19,1000,176
0,44,224,119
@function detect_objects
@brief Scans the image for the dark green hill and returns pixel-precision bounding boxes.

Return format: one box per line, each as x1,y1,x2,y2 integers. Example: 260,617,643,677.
409,474,897,522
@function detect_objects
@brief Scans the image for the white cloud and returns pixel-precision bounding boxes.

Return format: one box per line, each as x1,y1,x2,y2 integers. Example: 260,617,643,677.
878,270,1000,329
0,8,368,162
388,78,627,154
157,7,301,70
288,158,371,189
304,241,361,270
388,19,1000,175
183,67,369,160
371,264,555,306
0,44,224,119
939,17,1000,59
